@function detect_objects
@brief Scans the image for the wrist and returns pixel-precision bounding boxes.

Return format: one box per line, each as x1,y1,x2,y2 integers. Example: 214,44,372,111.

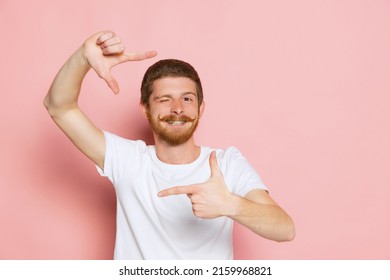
71,46,92,72
223,193,242,218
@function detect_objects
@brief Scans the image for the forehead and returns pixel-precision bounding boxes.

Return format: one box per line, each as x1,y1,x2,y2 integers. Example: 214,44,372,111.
151,77,197,97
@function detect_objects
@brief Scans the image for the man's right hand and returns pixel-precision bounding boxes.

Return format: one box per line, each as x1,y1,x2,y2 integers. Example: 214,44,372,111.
82,31,157,94
44,31,156,170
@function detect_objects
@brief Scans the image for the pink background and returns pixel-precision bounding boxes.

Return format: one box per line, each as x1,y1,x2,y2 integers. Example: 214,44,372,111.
1,0,389,259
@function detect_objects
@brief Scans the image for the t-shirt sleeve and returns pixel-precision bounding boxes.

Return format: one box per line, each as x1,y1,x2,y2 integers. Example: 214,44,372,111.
96,131,146,184
220,147,267,197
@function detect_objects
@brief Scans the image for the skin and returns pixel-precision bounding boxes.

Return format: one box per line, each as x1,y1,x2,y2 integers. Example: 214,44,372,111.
142,76,205,164
44,31,295,242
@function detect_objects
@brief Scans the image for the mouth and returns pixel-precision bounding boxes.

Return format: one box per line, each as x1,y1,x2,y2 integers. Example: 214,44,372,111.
158,114,196,127
167,120,186,126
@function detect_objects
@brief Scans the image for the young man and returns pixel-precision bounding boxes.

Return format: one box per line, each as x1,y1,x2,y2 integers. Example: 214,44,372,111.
44,31,295,260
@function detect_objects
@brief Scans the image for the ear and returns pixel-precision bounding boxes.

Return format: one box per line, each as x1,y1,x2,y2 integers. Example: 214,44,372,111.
199,101,205,119
140,103,149,119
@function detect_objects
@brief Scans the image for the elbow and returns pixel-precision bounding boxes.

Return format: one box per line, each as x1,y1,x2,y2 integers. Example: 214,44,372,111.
43,94,56,116
277,219,295,242
283,225,295,242
43,97,56,118
43,95,50,110
42,94,67,118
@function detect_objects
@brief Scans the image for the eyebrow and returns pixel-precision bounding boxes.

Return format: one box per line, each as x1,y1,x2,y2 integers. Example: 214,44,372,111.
154,92,197,100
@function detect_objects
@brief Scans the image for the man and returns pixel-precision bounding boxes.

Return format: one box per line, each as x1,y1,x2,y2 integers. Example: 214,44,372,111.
44,31,295,260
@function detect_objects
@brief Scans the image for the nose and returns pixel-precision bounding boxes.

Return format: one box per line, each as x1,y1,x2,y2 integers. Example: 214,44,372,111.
171,100,184,115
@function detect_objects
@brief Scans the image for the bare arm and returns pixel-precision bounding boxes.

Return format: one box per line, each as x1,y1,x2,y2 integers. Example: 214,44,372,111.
158,152,295,242
43,31,157,169
229,189,295,242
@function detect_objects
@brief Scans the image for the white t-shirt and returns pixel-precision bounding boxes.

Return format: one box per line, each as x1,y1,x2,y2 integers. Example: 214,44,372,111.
97,131,267,260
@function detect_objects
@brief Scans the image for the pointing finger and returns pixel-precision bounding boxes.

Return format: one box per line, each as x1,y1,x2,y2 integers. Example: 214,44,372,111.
158,185,197,197
123,50,158,62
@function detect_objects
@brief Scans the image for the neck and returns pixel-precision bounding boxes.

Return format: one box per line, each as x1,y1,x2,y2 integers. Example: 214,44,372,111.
154,136,200,165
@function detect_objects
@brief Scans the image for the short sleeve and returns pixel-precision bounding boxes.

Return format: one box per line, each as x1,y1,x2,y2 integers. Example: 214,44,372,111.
219,147,267,197
96,131,147,184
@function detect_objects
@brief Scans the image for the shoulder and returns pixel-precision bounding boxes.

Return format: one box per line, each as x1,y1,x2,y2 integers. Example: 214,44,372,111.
203,146,248,171
210,146,268,194
103,131,148,150
213,146,245,163
103,131,153,162
211,146,258,176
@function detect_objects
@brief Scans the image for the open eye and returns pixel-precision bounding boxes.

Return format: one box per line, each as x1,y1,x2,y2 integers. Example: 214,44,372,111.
183,96,193,102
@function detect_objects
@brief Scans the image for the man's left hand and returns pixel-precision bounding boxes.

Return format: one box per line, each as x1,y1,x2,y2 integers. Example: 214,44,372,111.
158,151,236,219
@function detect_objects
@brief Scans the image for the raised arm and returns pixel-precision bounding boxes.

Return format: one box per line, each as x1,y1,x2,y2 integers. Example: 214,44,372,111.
43,31,156,169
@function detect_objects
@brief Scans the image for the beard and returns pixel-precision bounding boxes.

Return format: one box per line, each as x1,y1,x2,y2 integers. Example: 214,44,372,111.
146,111,199,146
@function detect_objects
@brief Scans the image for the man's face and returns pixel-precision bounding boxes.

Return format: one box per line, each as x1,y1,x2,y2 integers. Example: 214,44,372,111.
143,77,204,146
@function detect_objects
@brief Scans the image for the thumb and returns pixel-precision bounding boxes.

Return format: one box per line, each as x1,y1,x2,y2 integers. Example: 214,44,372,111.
103,71,120,94
209,151,221,178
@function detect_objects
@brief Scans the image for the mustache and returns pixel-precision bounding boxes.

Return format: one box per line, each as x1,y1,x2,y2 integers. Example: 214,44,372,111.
158,114,197,122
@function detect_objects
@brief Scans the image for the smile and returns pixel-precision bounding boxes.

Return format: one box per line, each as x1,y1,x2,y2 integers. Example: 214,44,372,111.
167,120,186,126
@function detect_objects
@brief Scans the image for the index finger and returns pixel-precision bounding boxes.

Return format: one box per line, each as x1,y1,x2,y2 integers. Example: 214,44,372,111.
122,50,158,62
158,185,197,197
